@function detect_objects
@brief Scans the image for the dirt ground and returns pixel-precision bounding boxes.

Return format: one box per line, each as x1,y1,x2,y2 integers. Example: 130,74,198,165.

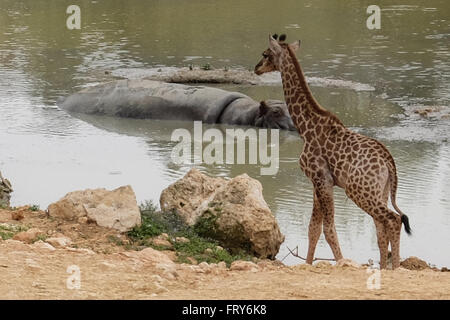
0,207,449,300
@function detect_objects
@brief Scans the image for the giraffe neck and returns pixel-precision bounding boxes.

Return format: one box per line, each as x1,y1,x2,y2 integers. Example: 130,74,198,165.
279,46,344,139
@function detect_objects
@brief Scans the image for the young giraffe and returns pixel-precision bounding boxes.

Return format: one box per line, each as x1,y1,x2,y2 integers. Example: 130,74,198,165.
254,34,411,269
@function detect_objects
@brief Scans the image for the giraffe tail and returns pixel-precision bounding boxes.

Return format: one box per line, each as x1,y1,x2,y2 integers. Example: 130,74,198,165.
388,161,412,235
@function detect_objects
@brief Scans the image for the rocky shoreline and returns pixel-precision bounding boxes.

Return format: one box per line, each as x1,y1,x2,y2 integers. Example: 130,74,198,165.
0,169,449,299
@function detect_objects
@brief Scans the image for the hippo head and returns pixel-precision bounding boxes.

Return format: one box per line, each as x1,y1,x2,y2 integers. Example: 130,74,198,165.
255,100,295,131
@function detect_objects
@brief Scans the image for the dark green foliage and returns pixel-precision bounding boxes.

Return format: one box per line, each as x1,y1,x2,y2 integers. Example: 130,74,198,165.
192,209,219,238
29,204,40,211
125,200,254,266
201,63,211,71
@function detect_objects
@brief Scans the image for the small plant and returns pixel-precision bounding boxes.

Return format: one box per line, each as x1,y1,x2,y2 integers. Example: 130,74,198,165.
201,63,211,71
193,210,219,238
188,64,194,71
172,230,252,267
224,66,229,72
139,200,158,213
33,234,47,243
108,235,124,246
29,205,40,212
127,215,165,240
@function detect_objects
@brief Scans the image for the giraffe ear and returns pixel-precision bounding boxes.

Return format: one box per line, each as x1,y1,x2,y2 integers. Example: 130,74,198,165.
269,34,282,54
290,40,301,51
259,101,269,116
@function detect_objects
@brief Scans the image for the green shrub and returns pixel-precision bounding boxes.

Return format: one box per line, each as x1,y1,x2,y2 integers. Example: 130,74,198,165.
125,200,255,266
29,205,40,211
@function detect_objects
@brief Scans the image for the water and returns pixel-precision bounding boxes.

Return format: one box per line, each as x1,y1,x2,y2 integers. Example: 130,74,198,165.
0,0,449,267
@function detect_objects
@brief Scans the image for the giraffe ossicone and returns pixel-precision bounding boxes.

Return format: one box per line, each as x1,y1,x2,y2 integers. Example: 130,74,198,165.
254,34,411,269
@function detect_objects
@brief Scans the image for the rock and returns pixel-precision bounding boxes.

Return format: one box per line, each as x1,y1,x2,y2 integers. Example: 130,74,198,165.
204,248,213,254
3,239,30,250
25,258,42,272
45,236,72,248
48,185,141,232
99,261,116,270
160,168,224,225
315,261,333,268
156,262,178,279
175,236,190,244
257,259,279,270
413,105,450,120
160,233,169,240
11,210,25,221
230,260,259,272
32,240,56,251
186,257,198,265
151,236,173,248
162,250,177,262
65,247,96,255
13,228,44,244
78,248,96,255
400,256,430,271
336,258,362,269
160,169,284,259
0,171,13,208
77,216,88,224
198,262,211,272
122,247,175,267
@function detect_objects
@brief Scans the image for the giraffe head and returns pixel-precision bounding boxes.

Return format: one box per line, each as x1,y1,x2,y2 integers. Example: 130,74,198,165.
254,34,301,75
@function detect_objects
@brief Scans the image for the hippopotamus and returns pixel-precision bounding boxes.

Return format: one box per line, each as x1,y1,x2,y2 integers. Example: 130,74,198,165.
58,79,295,131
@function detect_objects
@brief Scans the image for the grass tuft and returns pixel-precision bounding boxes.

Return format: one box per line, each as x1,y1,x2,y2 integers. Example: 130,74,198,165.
0,223,28,240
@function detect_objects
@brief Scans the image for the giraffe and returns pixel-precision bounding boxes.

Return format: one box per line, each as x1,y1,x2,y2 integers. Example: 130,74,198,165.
254,34,411,269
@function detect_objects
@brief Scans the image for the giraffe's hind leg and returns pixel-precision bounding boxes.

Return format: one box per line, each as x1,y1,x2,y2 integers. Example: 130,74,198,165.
375,180,390,269
374,219,389,269
306,192,324,264
347,192,402,269
384,211,402,269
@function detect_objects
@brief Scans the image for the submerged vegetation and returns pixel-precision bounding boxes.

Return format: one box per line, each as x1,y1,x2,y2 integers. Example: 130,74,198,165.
127,200,253,266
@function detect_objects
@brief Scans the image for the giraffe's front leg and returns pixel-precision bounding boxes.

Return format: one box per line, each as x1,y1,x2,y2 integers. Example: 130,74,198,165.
306,192,324,264
314,180,343,262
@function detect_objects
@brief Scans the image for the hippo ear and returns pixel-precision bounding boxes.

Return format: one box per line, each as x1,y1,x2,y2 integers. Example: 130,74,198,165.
259,101,269,116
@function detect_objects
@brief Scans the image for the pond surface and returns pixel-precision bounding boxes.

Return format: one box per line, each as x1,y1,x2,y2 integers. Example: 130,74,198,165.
0,0,449,267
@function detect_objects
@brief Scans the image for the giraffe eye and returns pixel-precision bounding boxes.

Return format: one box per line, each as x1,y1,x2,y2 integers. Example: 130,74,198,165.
262,53,269,58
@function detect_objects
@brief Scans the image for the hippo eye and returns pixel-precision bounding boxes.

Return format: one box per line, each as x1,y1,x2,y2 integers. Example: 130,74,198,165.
273,108,282,116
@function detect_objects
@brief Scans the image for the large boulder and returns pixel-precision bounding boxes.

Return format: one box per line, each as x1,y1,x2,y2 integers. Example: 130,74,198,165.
160,169,284,259
160,169,224,225
48,185,141,232
0,171,13,207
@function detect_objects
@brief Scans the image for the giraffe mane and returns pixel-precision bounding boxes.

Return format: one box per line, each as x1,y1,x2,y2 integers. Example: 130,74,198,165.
285,44,344,127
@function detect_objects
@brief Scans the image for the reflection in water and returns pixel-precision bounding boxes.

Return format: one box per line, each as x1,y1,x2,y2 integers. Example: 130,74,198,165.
0,0,449,267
